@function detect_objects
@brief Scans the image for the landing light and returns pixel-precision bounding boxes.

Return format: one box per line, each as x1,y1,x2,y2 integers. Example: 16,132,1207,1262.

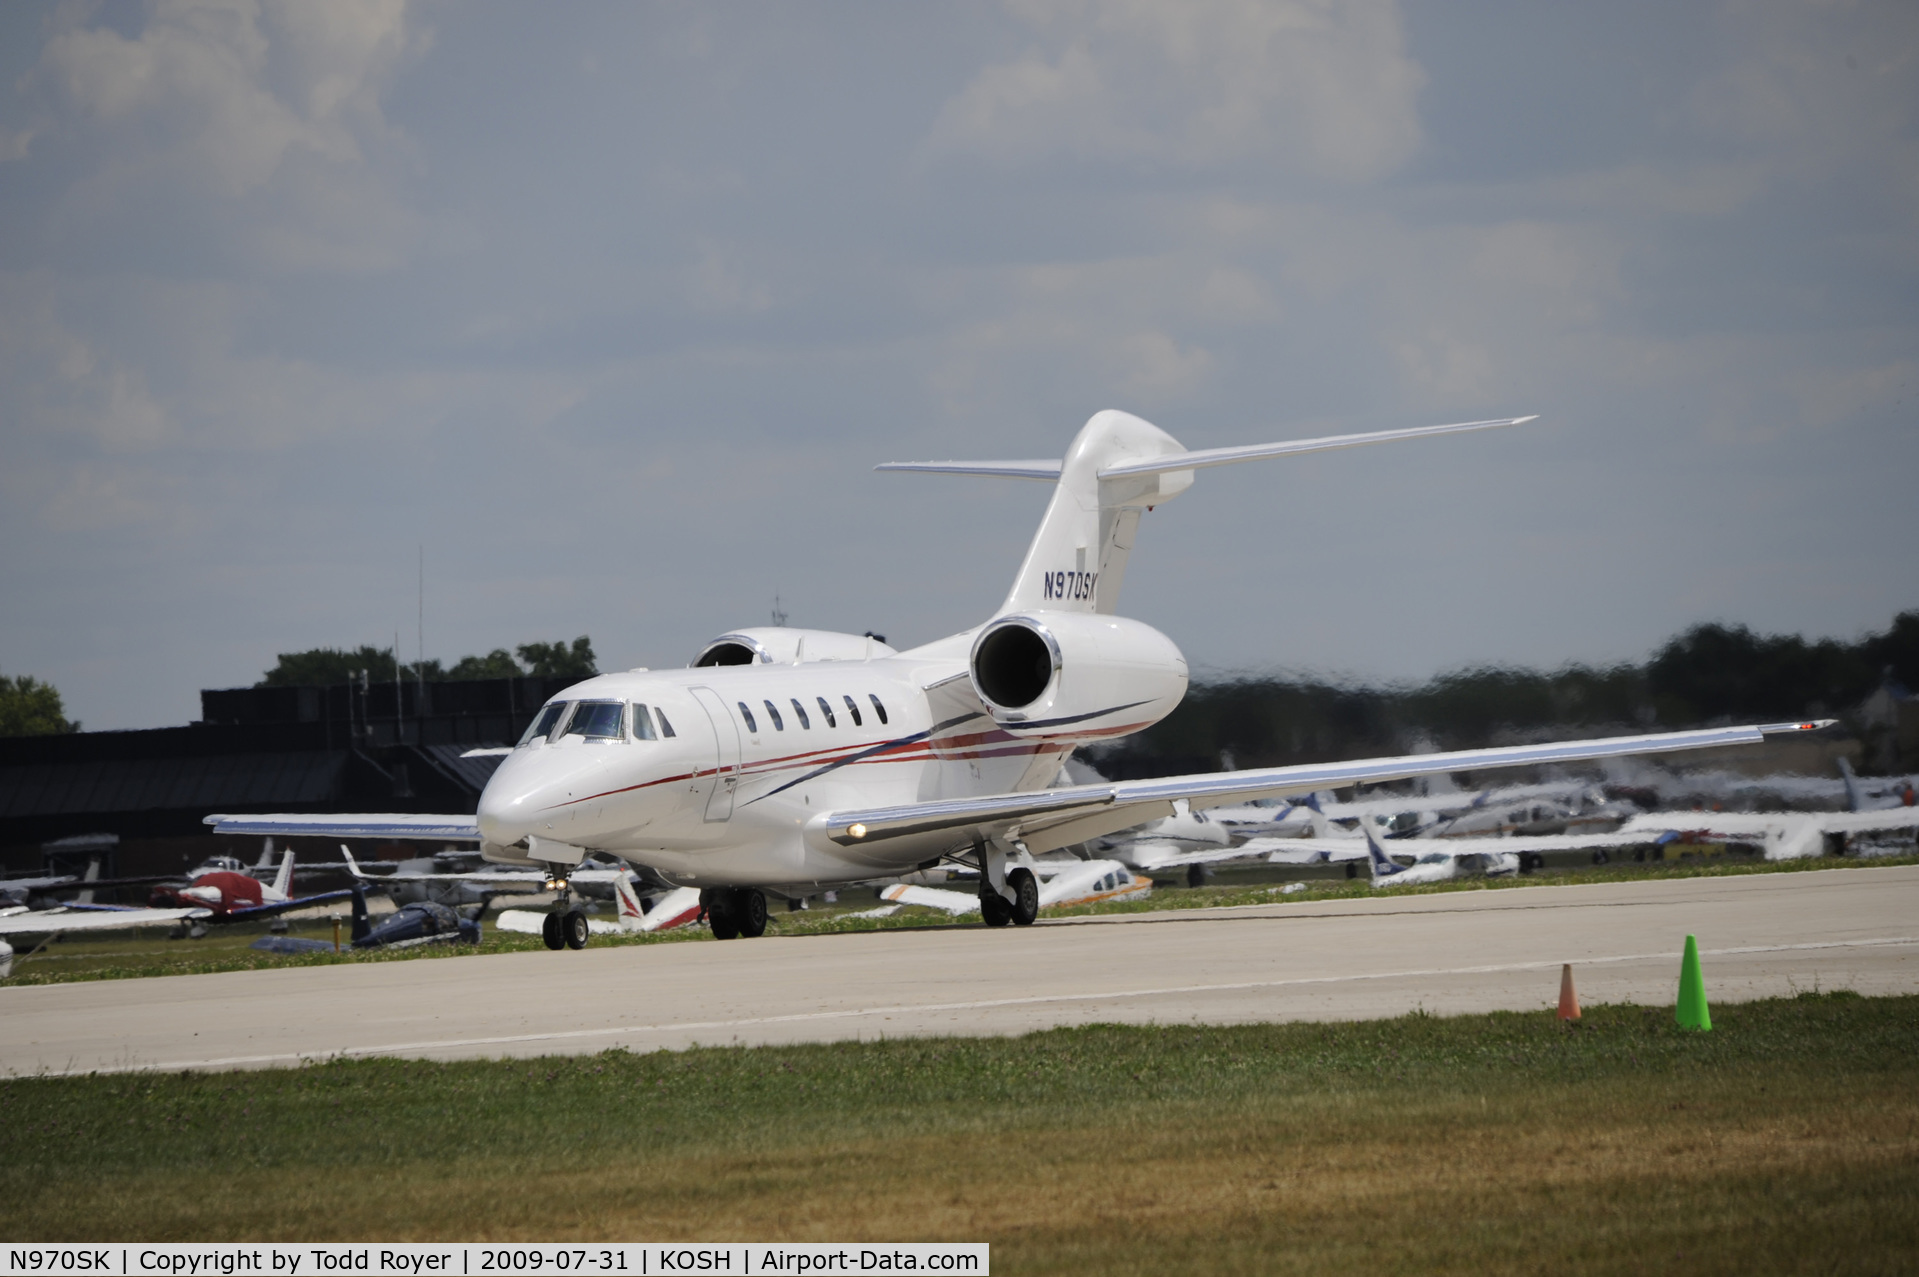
848,823,867,839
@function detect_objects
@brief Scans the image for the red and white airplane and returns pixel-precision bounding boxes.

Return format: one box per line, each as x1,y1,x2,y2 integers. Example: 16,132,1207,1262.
146,851,354,934
208,410,1829,947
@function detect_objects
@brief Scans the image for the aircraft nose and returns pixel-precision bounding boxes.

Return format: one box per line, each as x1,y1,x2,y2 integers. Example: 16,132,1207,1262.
475,748,608,846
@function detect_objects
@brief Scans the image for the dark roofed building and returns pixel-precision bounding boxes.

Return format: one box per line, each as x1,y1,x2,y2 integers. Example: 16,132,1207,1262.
0,674,577,879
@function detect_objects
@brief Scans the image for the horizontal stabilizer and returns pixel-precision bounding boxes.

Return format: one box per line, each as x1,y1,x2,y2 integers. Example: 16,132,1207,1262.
1095,416,1536,480
873,459,1062,480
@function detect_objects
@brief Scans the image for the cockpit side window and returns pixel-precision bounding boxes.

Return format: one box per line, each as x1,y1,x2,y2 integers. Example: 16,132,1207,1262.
868,693,889,725
563,700,626,740
843,694,862,727
519,702,568,746
631,703,658,741
816,696,837,727
791,698,810,729
655,708,676,737
738,702,758,734
764,699,785,731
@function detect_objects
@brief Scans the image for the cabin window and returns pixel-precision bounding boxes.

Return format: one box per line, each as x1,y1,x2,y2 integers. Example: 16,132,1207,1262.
520,702,568,746
655,709,676,737
738,702,758,734
1102,873,1114,891
563,700,626,740
817,696,837,727
843,695,863,727
764,699,785,731
869,693,889,725
791,698,811,729
631,704,658,741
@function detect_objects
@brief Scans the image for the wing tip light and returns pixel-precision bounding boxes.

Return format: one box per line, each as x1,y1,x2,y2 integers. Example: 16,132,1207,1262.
1757,719,1837,735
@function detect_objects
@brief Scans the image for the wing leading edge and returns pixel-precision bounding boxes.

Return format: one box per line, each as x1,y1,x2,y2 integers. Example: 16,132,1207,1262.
205,813,481,840
820,720,1835,865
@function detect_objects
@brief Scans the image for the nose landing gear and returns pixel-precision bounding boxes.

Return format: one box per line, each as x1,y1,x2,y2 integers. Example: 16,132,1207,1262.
541,870,591,951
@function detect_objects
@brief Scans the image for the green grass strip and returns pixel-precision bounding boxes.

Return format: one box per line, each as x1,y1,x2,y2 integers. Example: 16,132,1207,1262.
2,992,1915,1273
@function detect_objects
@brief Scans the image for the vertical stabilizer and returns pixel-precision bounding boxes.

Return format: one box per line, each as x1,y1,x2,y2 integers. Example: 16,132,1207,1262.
1838,756,1865,813
1000,410,1193,617
614,874,646,930
1362,823,1403,882
272,851,295,898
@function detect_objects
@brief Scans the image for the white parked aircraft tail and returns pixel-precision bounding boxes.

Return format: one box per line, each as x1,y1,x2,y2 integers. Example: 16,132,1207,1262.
1363,824,1404,882
271,851,295,898
1839,757,1866,813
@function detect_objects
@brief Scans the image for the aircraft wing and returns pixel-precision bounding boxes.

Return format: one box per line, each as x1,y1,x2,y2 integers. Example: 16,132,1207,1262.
1235,837,1369,864
205,814,480,840
1622,809,1919,838
818,721,1832,868
223,889,358,921
0,906,211,935
1122,840,1296,870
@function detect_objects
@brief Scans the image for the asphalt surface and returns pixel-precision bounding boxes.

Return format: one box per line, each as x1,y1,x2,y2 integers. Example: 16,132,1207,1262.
4,866,1915,1076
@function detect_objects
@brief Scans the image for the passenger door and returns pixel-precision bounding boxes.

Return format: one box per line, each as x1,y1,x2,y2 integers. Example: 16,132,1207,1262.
688,686,741,822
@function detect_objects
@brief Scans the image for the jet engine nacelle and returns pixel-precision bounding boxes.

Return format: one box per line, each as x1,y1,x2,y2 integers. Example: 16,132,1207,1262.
692,627,898,667
969,611,1186,739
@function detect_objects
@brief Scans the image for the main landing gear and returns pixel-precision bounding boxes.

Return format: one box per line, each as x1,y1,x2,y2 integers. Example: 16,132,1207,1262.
979,867,1038,928
542,872,590,951
701,887,769,940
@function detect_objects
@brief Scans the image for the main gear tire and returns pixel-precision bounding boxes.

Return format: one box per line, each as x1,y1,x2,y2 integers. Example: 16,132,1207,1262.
704,889,741,940
737,888,769,938
1008,868,1039,926
980,889,1013,927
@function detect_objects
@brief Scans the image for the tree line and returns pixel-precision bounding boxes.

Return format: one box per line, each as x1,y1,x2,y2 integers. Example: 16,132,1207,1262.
256,636,598,687
1088,611,1919,774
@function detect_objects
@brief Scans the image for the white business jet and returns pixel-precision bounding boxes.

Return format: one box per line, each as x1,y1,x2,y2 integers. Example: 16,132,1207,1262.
207,409,1829,948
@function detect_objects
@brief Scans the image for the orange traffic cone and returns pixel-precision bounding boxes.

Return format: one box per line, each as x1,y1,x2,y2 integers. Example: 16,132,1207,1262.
1558,963,1581,1022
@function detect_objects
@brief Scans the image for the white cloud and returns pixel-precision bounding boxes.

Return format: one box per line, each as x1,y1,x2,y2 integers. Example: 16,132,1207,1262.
26,0,420,270
928,0,1424,181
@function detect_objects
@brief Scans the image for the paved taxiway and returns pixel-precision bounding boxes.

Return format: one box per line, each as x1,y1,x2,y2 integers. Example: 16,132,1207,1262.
5,866,1915,1076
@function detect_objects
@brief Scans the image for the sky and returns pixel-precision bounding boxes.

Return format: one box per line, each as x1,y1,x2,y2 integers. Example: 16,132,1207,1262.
1,0,1915,732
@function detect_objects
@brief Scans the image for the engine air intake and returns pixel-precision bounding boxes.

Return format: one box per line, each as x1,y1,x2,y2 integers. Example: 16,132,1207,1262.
694,642,760,667
973,622,1055,710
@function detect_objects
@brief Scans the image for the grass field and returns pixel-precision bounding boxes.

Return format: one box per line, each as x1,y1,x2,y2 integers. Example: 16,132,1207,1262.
3,993,1915,1273
5,850,1915,987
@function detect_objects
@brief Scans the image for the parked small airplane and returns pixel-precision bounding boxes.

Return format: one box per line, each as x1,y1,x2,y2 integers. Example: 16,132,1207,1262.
335,845,637,908
207,409,1830,945
496,876,703,947
1362,823,1519,887
862,858,1153,917
1839,757,1919,813
146,851,356,936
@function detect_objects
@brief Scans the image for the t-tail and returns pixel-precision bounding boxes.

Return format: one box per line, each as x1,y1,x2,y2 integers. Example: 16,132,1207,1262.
880,410,1536,620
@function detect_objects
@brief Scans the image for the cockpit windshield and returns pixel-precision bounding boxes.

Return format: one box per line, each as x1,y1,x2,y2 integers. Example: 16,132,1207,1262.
563,700,626,741
519,702,569,746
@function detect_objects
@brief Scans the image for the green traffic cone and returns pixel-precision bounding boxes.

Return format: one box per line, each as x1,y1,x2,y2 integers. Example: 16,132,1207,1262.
1676,933,1711,1031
